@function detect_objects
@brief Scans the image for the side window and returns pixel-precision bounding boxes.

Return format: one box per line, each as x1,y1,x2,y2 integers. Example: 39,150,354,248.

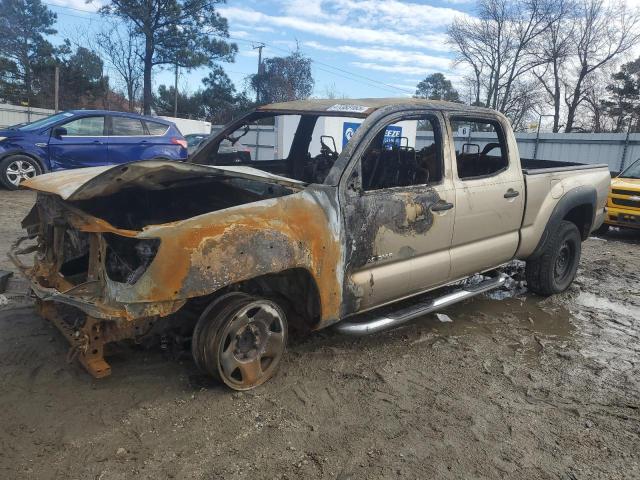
450,118,508,180
361,115,442,191
145,121,169,136
61,116,105,136
111,116,145,136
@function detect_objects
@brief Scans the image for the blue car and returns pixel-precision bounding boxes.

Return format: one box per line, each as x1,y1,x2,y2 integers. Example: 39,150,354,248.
0,110,188,189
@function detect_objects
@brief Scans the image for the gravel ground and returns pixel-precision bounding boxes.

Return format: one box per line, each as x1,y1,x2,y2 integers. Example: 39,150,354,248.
0,189,639,480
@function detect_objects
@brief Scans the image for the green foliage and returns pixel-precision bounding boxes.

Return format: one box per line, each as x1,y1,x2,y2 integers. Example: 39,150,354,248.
250,49,314,104
601,59,640,132
154,66,252,122
0,0,57,104
101,0,237,113
415,73,460,102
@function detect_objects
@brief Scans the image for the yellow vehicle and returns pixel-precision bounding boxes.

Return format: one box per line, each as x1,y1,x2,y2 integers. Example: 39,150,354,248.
599,158,640,233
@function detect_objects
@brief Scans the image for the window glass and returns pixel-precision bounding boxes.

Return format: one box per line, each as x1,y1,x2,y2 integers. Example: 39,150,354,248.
62,116,104,136
19,112,74,131
450,118,508,179
145,121,168,136
361,115,442,191
112,116,145,136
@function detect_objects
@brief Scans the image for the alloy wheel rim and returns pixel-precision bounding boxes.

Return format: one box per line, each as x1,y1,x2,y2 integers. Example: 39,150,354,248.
6,160,37,186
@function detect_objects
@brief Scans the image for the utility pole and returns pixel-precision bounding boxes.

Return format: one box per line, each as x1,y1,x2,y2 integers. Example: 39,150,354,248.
252,43,265,103
173,62,179,118
54,66,59,113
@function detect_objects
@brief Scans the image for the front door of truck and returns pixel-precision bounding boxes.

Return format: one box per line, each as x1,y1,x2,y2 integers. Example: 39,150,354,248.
341,111,455,313
447,115,525,278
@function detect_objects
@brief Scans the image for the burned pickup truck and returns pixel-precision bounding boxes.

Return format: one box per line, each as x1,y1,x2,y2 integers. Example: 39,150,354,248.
10,99,610,390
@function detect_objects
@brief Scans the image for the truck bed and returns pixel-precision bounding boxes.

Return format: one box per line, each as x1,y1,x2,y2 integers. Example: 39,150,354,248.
521,158,609,175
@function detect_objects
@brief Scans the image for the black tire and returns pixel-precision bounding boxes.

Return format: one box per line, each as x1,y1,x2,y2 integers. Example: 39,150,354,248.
192,294,288,390
592,223,609,236
0,155,42,190
526,220,582,296
191,292,251,372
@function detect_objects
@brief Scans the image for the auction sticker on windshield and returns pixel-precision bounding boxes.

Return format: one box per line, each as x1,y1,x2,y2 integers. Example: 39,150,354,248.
327,104,370,113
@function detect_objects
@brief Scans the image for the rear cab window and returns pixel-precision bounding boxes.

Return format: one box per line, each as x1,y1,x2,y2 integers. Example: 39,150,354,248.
449,118,508,180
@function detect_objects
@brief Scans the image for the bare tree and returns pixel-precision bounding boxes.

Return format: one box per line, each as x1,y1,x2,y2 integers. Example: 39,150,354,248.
562,0,640,132
95,22,143,112
448,0,558,122
531,0,573,132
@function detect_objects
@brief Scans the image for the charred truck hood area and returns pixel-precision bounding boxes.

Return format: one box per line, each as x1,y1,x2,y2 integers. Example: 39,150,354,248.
12,160,344,327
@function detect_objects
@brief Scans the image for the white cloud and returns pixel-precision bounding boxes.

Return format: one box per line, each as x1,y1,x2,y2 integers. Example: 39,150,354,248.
218,6,461,51
351,61,437,76
304,41,453,70
230,30,251,39
329,0,470,30
233,24,276,34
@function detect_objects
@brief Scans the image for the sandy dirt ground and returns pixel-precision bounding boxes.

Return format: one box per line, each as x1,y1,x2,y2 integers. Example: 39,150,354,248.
0,189,639,480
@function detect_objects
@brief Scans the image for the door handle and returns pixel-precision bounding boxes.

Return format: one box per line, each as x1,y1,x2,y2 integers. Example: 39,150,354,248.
92,140,102,144
504,189,520,198
430,201,454,212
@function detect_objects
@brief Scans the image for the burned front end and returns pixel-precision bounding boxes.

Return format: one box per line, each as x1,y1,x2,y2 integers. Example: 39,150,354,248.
10,193,188,378
9,161,312,378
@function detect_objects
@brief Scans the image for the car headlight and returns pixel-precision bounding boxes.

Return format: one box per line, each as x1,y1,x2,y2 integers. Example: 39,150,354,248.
0,137,6,142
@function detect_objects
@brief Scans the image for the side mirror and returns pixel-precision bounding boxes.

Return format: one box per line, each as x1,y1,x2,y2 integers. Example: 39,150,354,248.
52,127,67,138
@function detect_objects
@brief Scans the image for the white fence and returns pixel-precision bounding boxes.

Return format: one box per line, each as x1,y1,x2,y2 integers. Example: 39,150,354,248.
0,103,55,128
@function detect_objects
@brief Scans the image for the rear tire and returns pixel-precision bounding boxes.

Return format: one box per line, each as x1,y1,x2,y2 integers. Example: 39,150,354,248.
0,155,42,190
192,294,288,390
526,220,582,296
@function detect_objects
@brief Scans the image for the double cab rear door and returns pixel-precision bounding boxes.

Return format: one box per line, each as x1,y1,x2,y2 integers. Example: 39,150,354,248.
343,108,525,313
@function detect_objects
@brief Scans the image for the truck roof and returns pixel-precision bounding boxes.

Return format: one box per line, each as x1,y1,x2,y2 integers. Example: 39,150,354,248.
256,98,496,118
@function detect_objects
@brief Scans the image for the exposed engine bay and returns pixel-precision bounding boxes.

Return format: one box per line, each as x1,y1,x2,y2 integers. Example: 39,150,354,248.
71,176,296,231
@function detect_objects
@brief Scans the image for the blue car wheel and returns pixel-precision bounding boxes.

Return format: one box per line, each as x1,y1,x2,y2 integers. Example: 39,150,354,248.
0,155,42,190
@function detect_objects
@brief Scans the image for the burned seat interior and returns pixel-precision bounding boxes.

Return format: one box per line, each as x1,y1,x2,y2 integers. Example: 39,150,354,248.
196,112,354,185
360,115,443,191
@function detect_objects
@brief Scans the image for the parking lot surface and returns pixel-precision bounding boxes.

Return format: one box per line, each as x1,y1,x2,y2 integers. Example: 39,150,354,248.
0,189,638,479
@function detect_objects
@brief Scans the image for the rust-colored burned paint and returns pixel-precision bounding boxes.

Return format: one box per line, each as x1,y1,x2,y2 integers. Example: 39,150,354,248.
14,187,343,328
130,191,344,325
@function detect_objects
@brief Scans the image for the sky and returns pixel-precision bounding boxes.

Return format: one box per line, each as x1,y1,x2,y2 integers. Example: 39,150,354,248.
44,0,478,99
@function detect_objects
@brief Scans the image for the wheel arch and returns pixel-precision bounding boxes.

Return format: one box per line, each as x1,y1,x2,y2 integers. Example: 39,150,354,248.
529,186,596,260
184,268,323,334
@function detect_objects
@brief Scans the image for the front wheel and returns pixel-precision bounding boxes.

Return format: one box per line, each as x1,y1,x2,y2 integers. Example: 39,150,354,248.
192,295,288,390
0,155,42,190
526,220,582,296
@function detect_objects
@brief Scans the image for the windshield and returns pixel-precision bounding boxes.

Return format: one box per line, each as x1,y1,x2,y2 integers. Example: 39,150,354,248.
15,112,74,131
619,159,640,179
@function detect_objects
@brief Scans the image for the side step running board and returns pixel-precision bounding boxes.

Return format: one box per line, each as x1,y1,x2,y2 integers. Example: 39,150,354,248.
335,274,508,336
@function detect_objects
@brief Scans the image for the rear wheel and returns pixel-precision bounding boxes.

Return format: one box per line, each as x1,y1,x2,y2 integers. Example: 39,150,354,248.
526,220,582,296
0,155,42,190
192,295,288,390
